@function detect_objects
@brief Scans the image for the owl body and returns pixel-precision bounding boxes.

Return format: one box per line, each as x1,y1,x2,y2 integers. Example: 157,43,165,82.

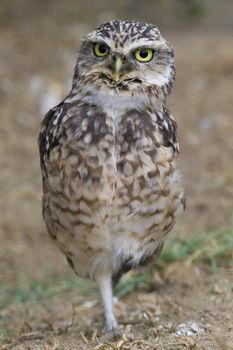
39,20,185,331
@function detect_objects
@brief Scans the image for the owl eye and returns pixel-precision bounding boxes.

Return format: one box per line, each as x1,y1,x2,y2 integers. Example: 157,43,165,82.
94,43,109,57
134,48,154,62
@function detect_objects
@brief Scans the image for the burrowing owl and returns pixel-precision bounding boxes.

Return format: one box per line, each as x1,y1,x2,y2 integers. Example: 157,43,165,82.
38,20,185,331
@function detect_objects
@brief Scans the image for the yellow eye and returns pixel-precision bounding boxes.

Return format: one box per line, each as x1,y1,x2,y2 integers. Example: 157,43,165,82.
94,43,109,57
134,48,153,62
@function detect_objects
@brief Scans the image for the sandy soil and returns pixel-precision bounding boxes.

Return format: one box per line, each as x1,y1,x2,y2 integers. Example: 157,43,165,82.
0,1,233,349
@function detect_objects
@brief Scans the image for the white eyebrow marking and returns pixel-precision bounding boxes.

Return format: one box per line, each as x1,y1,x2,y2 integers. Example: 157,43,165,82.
122,39,167,54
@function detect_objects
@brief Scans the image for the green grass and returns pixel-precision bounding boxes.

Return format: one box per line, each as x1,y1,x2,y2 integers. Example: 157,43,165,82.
0,275,95,311
0,329,13,342
161,227,233,270
0,228,232,309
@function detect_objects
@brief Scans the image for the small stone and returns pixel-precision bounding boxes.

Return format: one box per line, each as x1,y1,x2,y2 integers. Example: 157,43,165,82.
174,321,204,337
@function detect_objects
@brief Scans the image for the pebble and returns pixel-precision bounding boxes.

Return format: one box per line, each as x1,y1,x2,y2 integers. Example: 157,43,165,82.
174,320,204,337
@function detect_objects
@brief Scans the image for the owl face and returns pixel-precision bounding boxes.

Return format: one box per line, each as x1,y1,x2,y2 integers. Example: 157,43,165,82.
74,20,175,95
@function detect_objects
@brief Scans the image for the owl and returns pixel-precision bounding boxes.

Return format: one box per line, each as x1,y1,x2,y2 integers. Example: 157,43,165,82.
38,20,185,332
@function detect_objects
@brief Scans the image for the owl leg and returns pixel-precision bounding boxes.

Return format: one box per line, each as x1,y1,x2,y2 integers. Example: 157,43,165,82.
96,273,118,331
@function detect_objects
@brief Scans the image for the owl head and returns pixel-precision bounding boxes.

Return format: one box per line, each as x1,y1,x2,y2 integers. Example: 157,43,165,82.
73,20,175,100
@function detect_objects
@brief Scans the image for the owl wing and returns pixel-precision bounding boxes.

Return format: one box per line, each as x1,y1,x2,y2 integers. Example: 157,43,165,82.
158,107,179,155
38,101,65,188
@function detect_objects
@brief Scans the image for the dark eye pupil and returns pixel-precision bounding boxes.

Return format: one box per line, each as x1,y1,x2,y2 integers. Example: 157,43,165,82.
139,49,148,58
99,44,107,53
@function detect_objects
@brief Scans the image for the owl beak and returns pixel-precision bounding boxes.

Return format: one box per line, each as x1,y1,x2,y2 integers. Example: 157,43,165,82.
113,57,123,82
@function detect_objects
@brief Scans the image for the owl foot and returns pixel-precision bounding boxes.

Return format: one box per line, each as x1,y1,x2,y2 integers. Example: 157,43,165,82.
102,323,125,342
104,318,119,333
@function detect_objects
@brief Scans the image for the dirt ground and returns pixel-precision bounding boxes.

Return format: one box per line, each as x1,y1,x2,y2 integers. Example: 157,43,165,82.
0,1,233,349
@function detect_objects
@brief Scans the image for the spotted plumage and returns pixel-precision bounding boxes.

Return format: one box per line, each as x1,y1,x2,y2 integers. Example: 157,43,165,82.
38,19,185,331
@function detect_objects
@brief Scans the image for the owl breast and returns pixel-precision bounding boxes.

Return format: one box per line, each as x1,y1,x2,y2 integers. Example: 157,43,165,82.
43,104,184,278
111,109,184,269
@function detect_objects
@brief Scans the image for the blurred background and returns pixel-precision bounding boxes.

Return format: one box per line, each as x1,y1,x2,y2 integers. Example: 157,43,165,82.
0,0,233,347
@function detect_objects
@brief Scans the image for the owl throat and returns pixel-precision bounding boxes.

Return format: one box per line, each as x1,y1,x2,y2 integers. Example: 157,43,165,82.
69,76,168,124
